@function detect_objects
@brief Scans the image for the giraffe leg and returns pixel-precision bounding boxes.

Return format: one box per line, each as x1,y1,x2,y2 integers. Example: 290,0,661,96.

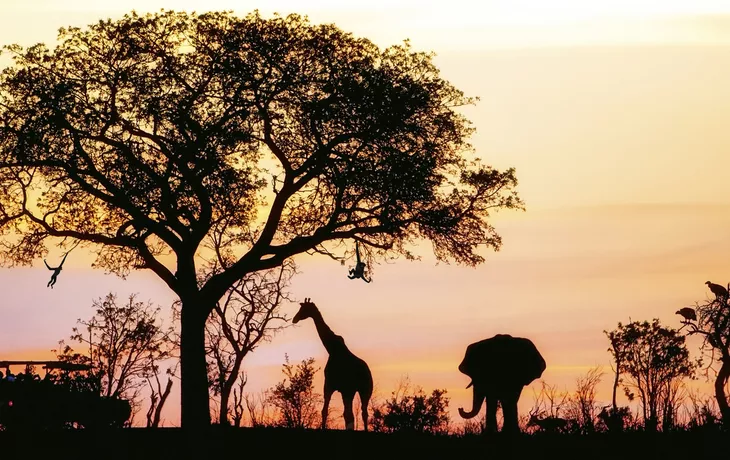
321,385,334,430
359,389,372,432
342,391,355,430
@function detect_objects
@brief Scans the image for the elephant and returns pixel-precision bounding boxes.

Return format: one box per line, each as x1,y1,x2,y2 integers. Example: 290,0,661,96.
457,334,546,434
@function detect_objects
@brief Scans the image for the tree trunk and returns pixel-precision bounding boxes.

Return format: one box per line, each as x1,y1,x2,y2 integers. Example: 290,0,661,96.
714,359,730,424
180,302,212,428
611,359,620,410
153,377,174,428
219,355,244,426
219,387,230,425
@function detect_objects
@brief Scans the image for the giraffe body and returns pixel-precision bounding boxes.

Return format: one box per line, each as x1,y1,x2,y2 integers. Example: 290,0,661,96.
293,298,373,431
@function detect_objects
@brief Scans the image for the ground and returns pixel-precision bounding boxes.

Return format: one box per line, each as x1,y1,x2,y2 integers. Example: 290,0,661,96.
0,427,727,459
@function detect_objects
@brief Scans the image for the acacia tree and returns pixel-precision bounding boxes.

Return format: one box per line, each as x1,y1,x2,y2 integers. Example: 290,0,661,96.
606,319,697,431
0,10,523,427
677,284,730,423
205,260,293,425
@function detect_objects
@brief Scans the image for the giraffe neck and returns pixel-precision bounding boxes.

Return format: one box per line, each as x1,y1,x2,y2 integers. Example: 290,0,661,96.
311,310,341,355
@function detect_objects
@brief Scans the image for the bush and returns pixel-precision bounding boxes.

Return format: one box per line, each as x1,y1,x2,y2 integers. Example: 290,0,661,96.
267,355,322,429
371,378,450,435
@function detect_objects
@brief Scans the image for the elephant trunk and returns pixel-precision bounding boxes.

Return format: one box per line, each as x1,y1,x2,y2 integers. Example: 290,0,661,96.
458,384,484,419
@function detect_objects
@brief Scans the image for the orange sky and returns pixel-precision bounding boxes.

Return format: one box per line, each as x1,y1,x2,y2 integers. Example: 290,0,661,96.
1,1,730,427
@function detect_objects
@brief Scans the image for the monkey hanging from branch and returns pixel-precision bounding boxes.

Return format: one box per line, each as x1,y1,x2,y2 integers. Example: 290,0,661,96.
44,242,78,289
347,241,371,283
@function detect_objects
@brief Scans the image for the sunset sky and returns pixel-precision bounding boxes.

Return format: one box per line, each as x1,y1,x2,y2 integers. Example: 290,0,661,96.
1,0,730,427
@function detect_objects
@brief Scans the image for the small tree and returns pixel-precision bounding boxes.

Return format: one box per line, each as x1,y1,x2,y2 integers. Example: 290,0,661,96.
660,378,687,431
565,367,603,433
677,284,730,423
268,355,322,429
606,318,698,431
145,362,177,428
55,292,175,423
205,261,294,425
230,372,248,427
371,377,450,435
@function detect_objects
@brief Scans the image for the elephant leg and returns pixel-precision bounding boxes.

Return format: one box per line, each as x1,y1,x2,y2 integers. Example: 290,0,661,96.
485,394,498,434
500,386,524,434
321,384,334,430
341,391,356,430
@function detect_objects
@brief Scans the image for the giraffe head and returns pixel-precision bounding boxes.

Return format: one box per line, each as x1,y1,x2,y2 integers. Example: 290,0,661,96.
292,297,319,324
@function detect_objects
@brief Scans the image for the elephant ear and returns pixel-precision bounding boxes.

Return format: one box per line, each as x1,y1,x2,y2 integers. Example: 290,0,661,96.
458,343,478,376
518,339,547,385
461,339,495,373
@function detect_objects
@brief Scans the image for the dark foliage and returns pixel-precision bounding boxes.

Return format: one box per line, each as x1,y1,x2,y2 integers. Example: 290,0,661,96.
605,319,698,431
267,355,321,429
371,382,450,434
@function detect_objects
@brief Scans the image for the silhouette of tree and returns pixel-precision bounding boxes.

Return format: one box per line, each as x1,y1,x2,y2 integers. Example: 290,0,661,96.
55,292,175,422
268,355,322,429
371,377,450,435
0,10,523,427
204,261,294,425
573,367,602,433
229,372,248,427
563,367,603,434
606,319,698,431
604,329,628,411
678,287,730,424
145,362,177,428
660,379,687,431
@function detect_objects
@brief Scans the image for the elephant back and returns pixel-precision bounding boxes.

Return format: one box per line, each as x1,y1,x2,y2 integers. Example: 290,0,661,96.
460,334,546,388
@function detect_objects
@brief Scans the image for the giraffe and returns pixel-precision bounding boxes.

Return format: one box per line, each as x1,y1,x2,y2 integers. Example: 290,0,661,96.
292,297,373,431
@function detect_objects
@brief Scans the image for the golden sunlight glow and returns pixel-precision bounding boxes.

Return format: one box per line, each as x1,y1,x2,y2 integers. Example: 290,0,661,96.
11,0,730,23
6,1,730,50
2,0,730,428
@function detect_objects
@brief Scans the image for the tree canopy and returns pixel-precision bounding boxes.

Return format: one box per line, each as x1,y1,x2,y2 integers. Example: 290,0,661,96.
605,319,697,431
0,9,523,427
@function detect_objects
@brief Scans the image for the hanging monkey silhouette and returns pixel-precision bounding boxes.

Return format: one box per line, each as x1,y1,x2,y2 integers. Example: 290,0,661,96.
44,252,69,289
348,241,371,283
